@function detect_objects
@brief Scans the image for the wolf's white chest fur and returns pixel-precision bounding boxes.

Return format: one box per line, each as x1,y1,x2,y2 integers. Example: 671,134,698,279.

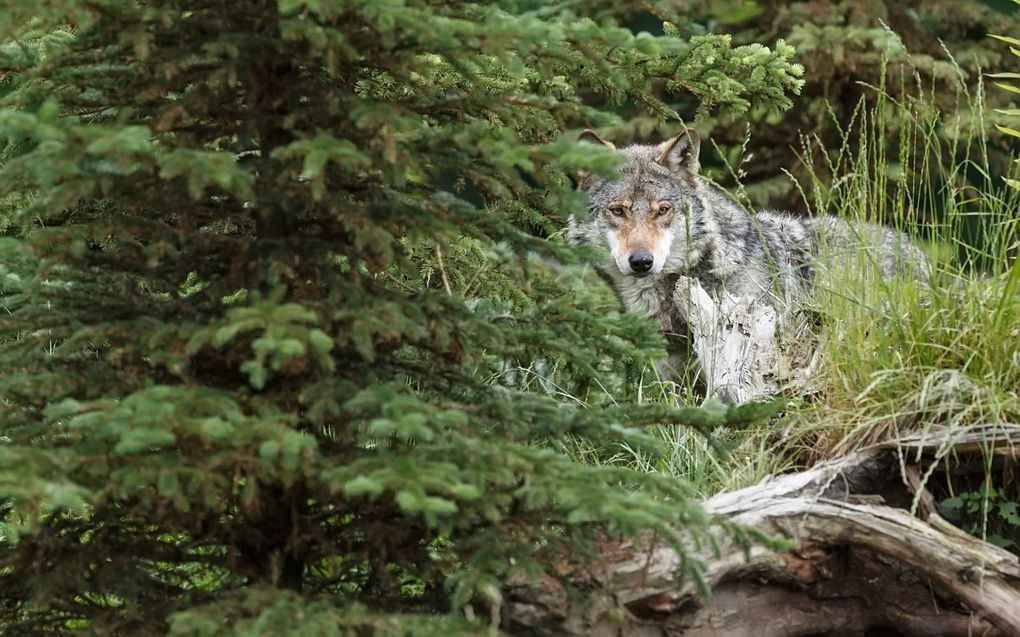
612,274,675,332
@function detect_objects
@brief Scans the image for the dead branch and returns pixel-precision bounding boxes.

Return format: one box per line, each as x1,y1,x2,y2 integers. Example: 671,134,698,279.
506,425,1020,636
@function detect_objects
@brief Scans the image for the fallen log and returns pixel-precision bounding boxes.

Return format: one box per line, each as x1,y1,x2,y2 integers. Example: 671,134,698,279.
506,425,1020,636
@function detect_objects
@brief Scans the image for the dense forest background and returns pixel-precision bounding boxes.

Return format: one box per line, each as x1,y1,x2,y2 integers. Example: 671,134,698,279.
0,1,1017,635
633,1,1018,209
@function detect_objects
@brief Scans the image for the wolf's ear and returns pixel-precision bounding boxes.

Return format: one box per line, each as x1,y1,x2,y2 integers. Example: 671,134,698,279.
577,129,616,150
656,130,700,177
576,130,616,190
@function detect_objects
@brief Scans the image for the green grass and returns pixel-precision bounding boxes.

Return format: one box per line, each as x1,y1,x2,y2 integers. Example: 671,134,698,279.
770,64,1020,464
561,374,799,498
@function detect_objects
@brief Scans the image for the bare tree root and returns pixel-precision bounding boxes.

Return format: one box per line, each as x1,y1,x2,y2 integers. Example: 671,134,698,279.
506,426,1020,636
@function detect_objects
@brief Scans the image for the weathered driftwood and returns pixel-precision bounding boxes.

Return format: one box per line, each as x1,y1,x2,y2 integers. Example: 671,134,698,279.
671,277,818,404
506,425,1020,636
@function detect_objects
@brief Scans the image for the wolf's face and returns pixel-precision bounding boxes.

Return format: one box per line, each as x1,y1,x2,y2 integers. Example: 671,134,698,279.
571,131,708,279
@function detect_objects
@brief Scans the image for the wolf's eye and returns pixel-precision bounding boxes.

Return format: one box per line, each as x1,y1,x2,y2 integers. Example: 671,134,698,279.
607,204,625,217
656,202,673,216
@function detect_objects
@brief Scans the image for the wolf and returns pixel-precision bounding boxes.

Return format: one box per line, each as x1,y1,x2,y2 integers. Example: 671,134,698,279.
568,129,928,401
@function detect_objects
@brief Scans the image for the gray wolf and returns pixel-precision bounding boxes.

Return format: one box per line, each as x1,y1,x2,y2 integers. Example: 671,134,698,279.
568,129,928,401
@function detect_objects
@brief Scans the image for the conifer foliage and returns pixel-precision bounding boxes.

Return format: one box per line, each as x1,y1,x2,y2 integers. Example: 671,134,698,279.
660,0,1019,211
0,2,800,634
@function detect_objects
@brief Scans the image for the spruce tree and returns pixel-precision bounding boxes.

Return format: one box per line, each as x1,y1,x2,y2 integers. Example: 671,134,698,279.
0,2,800,634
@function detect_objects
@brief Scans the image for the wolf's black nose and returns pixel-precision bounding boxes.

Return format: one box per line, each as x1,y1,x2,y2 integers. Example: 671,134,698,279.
629,252,654,273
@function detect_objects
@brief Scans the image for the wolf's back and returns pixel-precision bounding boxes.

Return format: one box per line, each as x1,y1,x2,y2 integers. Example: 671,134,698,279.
803,216,930,280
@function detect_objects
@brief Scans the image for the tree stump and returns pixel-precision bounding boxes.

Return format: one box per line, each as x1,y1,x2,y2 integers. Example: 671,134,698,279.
671,277,818,404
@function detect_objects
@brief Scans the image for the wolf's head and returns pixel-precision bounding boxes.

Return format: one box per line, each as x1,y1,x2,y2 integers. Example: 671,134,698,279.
570,130,711,278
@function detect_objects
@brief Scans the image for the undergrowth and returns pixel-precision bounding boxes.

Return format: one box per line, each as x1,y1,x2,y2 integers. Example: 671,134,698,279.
553,54,1020,508
778,60,1020,465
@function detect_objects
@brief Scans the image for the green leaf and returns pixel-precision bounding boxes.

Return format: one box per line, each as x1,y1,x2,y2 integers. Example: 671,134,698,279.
241,360,268,389
212,323,245,347
85,125,153,155
989,34,1020,47
395,489,458,516
114,428,176,454
259,440,281,458
448,483,480,500
158,472,180,497
42,482,91,512
351,320,375,361
1000,501,1020,526
308,328,334,354
158,149,255,199
344,475,385,498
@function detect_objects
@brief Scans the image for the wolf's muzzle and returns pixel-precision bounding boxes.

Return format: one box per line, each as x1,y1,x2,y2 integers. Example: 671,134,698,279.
628,251,654,274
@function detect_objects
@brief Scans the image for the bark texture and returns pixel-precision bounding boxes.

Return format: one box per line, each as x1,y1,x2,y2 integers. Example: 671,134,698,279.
671,277,818,404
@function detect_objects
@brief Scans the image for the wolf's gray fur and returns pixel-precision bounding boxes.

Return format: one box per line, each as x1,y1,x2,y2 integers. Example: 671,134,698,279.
568,130,928,387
